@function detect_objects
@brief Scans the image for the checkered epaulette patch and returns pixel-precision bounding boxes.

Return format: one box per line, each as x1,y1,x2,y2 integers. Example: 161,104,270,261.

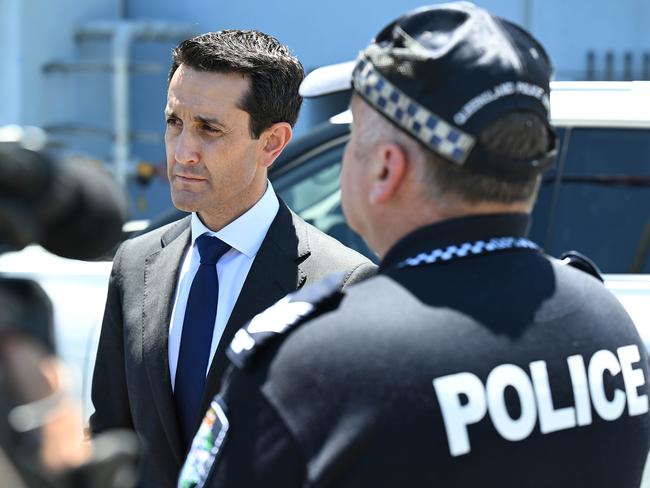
352,57,475,165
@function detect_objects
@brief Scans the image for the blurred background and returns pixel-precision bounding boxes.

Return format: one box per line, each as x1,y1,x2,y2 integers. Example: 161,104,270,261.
2,0,649,220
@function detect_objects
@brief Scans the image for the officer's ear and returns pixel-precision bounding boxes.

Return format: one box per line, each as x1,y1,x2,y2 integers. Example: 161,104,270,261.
369,142,407,204
259,122,293,168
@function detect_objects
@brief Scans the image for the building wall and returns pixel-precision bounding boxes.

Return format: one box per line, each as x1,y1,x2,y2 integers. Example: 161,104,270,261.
0,0,119,126
532,0,650,80
125,0,650,80
0,0,23,125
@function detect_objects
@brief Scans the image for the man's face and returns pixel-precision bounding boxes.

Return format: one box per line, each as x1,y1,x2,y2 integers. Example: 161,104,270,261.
165,64,265,228
341,95,374,238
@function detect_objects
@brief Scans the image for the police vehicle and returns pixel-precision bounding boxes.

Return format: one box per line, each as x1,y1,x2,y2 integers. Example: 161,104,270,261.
0,80,648,423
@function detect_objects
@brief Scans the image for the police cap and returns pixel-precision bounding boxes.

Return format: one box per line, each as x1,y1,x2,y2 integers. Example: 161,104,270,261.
301,2,557,179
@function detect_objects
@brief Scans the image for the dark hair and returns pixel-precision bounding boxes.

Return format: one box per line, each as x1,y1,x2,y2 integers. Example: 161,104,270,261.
169,30,304,138
421,112,549,204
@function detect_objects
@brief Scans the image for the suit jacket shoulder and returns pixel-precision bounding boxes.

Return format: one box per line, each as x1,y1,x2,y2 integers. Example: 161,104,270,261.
287,208,377,288
118,215,191,264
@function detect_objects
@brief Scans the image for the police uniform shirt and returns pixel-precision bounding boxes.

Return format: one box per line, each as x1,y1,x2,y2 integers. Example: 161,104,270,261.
188,213,650,488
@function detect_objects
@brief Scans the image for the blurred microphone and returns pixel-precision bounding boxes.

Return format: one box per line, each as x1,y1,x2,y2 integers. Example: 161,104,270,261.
0,126,128,260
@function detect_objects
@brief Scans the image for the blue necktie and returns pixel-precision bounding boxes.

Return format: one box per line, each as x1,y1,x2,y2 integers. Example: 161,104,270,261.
174,234,230,447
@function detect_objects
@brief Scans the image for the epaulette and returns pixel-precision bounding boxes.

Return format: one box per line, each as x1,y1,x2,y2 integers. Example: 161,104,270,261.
226,272,346,370
559,250,604,283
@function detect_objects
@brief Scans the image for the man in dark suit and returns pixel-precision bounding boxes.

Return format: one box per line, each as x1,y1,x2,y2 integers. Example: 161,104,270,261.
89,30,375,488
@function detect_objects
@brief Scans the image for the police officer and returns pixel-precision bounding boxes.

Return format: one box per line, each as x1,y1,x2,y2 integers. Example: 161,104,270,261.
178,3,650,487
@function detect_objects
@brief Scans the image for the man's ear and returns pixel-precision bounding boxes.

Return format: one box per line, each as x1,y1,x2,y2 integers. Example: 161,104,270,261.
259,122,293,167
368,142,408,204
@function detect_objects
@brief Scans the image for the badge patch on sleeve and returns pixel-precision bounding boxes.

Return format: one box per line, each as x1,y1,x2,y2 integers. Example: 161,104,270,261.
177,397,229,488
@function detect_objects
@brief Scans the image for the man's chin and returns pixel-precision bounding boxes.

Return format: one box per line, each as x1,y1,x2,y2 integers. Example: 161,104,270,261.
170,196,199,213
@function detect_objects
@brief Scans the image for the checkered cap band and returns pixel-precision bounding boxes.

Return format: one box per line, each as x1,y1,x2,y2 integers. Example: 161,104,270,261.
352,57,476,165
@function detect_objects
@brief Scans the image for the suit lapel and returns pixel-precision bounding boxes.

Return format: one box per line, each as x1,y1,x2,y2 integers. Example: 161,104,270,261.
197,202,309,421
142,217,190,464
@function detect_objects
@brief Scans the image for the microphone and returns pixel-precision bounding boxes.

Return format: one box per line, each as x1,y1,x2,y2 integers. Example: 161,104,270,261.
0,138,128,260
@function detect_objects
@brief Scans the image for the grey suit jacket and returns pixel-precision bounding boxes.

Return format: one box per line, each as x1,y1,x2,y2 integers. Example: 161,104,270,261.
89,201,376,488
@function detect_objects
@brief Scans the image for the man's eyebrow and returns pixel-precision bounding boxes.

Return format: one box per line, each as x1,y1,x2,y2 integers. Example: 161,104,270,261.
163,110,227,130
194,114,226,129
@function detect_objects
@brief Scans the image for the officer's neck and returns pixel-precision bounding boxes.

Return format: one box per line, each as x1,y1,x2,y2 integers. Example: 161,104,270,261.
370,195,532,259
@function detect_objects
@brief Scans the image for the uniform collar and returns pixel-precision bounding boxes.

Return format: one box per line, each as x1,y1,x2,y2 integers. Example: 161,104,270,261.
190,181,280,259
379,213,532,272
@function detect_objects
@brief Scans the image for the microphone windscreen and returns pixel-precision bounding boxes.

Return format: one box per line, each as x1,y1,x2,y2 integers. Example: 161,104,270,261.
40,160,128,260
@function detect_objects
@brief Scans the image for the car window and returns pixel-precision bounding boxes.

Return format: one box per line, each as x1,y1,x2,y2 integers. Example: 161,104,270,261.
273,141,376,261
272,125,650,273
540,128,650,273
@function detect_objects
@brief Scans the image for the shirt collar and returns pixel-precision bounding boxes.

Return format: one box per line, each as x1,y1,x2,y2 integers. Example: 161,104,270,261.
190,181,280,258
380,212,532,271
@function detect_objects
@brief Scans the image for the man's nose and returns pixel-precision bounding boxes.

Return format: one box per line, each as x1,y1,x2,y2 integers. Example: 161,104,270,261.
174,129,200,165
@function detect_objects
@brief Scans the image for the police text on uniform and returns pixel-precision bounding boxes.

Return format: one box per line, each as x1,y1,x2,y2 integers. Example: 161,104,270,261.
433,344,648,456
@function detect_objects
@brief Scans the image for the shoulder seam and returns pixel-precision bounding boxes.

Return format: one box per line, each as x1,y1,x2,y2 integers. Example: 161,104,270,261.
342,261,367,287
341,260,374,289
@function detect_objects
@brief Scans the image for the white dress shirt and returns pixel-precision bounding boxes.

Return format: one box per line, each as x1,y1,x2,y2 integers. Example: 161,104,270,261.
168,182,280,389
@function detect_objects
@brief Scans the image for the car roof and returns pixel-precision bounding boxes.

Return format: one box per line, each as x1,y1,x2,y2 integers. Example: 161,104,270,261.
550,81,650,128
326,81,650,129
